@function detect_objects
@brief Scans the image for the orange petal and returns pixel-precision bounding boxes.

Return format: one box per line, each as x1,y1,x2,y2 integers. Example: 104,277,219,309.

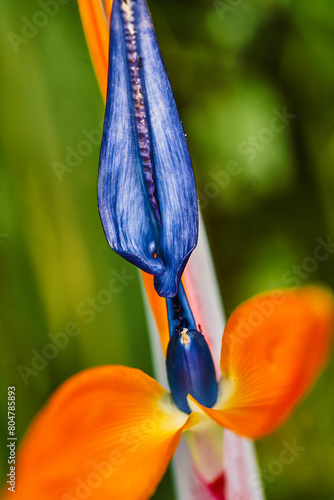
191,287,334,438
141,271,170,355
104,0,113,18
8,366,194,500
77,0,110,99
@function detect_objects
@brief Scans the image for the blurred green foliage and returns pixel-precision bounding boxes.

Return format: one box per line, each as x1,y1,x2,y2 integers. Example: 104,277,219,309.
1,0,334,498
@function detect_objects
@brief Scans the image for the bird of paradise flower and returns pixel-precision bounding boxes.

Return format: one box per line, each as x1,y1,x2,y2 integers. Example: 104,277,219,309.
3,1,334,500
4,284,333,500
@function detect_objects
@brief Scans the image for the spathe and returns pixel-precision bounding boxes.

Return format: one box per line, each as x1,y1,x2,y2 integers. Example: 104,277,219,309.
98,0,198,297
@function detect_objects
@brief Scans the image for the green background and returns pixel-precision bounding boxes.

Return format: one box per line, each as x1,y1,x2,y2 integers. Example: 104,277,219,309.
1,0,334,498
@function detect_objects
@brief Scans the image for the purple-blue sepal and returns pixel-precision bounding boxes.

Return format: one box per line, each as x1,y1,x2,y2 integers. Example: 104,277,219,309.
98,0,198,297
166,329,219,414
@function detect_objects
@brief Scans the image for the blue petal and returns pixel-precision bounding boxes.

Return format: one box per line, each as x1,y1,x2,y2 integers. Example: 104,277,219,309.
136,0,198,296
166,329,219,414
166,283,218,413
98,0,198,296
98,1,164,276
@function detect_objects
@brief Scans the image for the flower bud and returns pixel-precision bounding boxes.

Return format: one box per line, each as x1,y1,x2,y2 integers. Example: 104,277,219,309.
166,328,218,414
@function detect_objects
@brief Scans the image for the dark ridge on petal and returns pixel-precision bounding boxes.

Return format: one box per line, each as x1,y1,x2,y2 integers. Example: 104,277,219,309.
98,0,165,277
120,0,161,226
136,0,199,297
166,282,197,336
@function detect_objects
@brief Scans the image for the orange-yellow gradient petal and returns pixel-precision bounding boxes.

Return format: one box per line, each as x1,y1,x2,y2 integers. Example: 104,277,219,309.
77,0,110,98
6,366,191,500
104,0,113,18
141,271,170,354
192,287,334,439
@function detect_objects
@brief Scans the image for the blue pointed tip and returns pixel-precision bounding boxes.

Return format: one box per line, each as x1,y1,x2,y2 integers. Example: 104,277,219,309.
166,329,219,414
154,245,196,297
